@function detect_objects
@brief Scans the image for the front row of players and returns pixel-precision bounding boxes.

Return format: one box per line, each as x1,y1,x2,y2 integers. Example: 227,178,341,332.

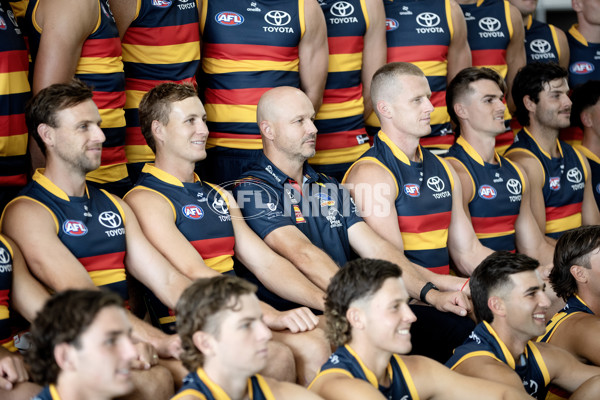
25,242,600,400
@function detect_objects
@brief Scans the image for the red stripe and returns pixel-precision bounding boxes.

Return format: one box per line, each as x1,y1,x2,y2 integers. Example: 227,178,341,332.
125,127,146,145
209,132,262,140
100,145,127,165
93,91,126,111
471,49,507,67
80,38,122,58
78,251,126,272
205,87,270,105
387,45,448,63
471,214,518,234
495,130,514,149
122,23,199,46
429,265,449,275
546,202,582,220
126,77,197,93
430,90,446,108
315,129,368,150
420,135,455,147
322,86,362,103
0,174,27,186
560,126,583,143
190,236,235,259
0,114,27,137
327,36,363,54
398,211,451,233
0,289,8,306
203,43,299,62
0,50,28,73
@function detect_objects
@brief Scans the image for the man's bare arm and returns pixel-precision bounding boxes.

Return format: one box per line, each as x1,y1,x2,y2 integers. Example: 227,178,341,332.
504,3,526,111
360,0,386,118
446,0,472,82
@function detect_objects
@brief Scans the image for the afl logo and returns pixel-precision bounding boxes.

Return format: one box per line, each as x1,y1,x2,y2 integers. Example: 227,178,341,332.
403,184,421,197
183,204,204,220
549,176,561,191
63,220,88,236
0,17,6,30
386,18,399,31
216,11,244,26
152,0,172,7
570,62,595,75
478,185,497,200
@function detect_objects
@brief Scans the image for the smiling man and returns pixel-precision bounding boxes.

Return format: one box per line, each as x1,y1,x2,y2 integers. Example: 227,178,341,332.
446,251,600,398
27,290,138,400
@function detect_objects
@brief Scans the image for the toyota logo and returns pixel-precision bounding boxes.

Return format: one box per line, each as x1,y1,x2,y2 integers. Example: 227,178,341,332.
566,168,583,183
506,179,522,195
331,1,354,17
264,10,291,26
98,211,122,229
530,39,551,54
416,12,440,27
427,176,445,192
479,17,501,32
0,248,9,265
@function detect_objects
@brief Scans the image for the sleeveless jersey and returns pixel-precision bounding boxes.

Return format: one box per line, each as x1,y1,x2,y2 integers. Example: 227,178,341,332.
506,128,586,239
0,235,13,350
0,2,30,188
172,368,274,400
201,0,304,150
567,24,600,90
345,131,454,274
310,0,369,166
121,0,200,164
27,0,128,184
446,136,524,251
309,344,419,399
381,0,454,148
446,321,551,399
460,0,514,153
574,145,600,210
13,170,129,300
33,384,61,400
524,15,561,65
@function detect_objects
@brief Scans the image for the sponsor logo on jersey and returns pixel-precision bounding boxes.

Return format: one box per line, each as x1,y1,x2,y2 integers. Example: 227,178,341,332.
0,16,6,30
570,61,595,75
182,204,204,220
314,193,335,206
263,10,293,32
478,17,504,38
549,176,560,191
329,1,358,23
152,0,172,7
386,18,399,31
216,11,244,26
403,183,421,197
63,220,88,236
478,185,497,200
0,247,10,265
566,168,583,183
415,12,443,33
293,204,306,223
98,211,122,229
177,0,196,10
427,176,445,192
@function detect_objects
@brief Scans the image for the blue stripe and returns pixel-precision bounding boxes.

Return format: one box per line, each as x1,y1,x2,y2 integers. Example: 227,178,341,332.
315,115,364,134
124,61,199,82
202,70,300,90
75,72,125,93
324,70,361,90
0,92,30,116
207,121,260,136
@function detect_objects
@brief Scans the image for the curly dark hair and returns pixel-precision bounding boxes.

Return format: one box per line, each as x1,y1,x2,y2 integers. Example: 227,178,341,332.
325,258,402,347
570,80,600,129
471,251,539,323
26,289,123,385
551,226,600,300
176,275,257,371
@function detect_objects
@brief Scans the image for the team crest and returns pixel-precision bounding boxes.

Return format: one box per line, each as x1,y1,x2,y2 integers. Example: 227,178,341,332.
293,204,306,223
63,220,88,236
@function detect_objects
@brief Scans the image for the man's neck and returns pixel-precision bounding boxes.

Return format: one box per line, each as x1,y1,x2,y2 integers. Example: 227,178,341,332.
460,129,498,164
204,364,251,400
348,339,393,387
581,129,600,157
576,288,600,315
263,151,305,184
490,321,530,362
383,129,422,163
154,155,196,183
576,18,600,43
526,123,560,157
42,162,88,197
56,378,110,400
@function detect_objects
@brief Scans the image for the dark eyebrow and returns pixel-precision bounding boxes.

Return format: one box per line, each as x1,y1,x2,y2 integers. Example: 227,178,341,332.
524,285,542,295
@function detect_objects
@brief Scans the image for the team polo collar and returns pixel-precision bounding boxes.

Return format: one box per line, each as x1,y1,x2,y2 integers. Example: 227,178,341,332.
256,153,320,186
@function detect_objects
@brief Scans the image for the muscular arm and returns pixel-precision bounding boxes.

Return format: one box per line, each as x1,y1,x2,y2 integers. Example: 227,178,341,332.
309,372,386,400
108,0,138,39
298,0,328,112
32,0,97,93
453,355,529,393
361,0,386,118
554,26,570,70
505,4,526,112
446,0,472,83
547,313,600,367
537,342,600,393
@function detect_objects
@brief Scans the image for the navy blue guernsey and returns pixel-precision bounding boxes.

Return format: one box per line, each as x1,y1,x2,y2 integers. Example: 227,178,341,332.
447,321,551,399
172,368,274,400
567,24,600,89
33,385,60,400
574,145,600,210
310,345,419,399
525,16,561,65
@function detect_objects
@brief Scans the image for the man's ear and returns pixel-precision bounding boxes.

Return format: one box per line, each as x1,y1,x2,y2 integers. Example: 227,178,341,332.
570,264,589,284
152,120,165,147
54,342,77,372
346,305,365,331
488,296,506,318
580,109,593,129
260,120,274,140
376,100,391,120
523,95,537,114
192,331,216,358
454,103,468,120
37,124,55,148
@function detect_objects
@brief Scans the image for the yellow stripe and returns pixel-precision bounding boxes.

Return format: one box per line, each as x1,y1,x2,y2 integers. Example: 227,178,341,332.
546,213,581,234
126,184,177,221
401,229,448,251
124,89,146,109
342,156,400,199
206,137,263,150
202,58,299,74
445,0,454,39
449,350,502,370
316,98,364,120
122,42,200,65
528,343,551,385
394,355,420,400
0,72,30,95
504,1,513,38
308,368,356,390
205,255,234,274
77,56,124,75
328,53,362,73
171,389,207,400
366,111,379,127
159,315,176,325
206,103,256,123
98,107,126,129
549,25,561,60
299,0,306,38
478,64,508,79
360,0,369,30
431,106,451,125
0,306,8,320
102,189,127,226
411,60,448,76
255,374,276,400
437,156,455,191
0,133,28,157
2,340,16,353
125,145,155,164
573,147,589,181
537,311,568,343
310,143,370,165
89,269,127,287
86,163,129,184
476,230,515,239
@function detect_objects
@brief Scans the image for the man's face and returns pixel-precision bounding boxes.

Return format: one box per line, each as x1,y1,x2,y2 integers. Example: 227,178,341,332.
209,294,272,376
388,75,434,139
270,91,317,163
361,277,417,355
501,270,550,342
459,79,507,137
582,100,600,138
51,99,105,174
509,0,538,16
159,96,209,163
530,78,572,131
576,0,600,25
582,247,600,296
68,306,137,399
